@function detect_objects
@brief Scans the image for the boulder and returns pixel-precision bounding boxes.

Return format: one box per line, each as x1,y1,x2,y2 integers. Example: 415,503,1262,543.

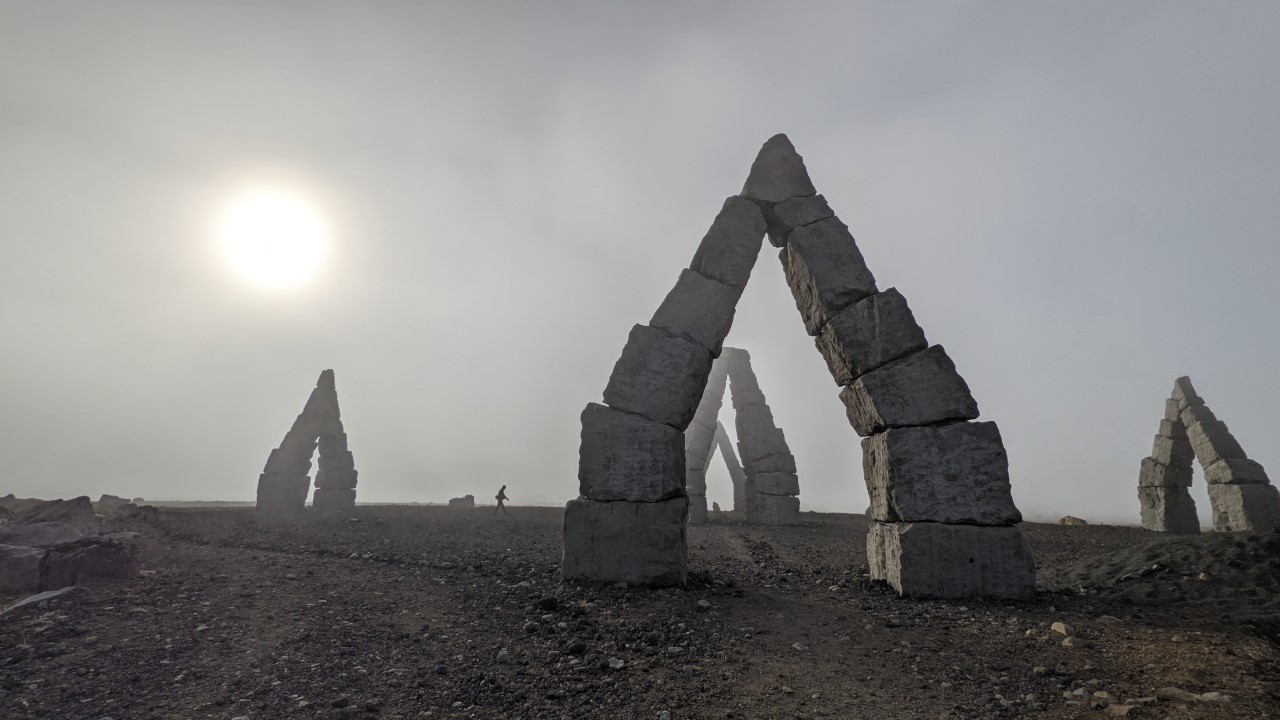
687,196,767,295
816,288,929,386
650,268,739,355
1058,516,1088,526
862,422,1021,526
867,522,1035,599
740,133,818,205
1208,483,1280,533
602,324,714,429
1137,486,1200,534
578,403,686,502
1203,458,1270,485
840,346,980,436
781,218,879,335
97,494,130,510
562,497,688,586
122,505,166,524
448,495,476,508
0,544,46,593
39,538,137,590
12,497,96,534
0,522,85,548
1138,457,1193,487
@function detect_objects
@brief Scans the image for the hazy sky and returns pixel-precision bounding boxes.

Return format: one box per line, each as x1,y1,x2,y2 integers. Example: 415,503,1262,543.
2,2,1278,524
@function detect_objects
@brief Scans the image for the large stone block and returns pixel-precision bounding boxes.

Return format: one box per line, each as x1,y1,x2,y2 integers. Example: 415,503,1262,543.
1157,420,1186,439
729,387,768,411
1204,457,1270,485
750,452,797,474
315,469,358,489
318,450,355,471
1150,434,1195,468
685,468,708,495
0,544,46,593
313,488,357,513
318,432,349,455
688,197,767,294
650,268,739,355
737,428,790,465
578,403,686,502
11,497,97,534
763,194,834,247
603,324,714,429
264,448,312,475
688,494,708,524
562,497,688,586
684,420,717,466
816,288,929,386
840,346,980,437
256,473,311,515
1163,399,1182,422
751,494,800,525
0,522,84,549
740,133,817,204
867,522,1035,599
1171,376,1203,409
1186,420,1247,466
1137,486,1200,534
1138,457,1192,487
1179,404,1218,428
1208,483,1280,533
754,472,799,496
862,422,1021,526
781,218,879,335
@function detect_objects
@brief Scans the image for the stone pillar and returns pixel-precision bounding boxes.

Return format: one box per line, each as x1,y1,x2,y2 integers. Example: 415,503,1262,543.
683,360,729,524
562,198,767,587
743,134,1034,598
1137,391,1199,533
714,421,747,513
1170,376,1280,533
722,348,800,524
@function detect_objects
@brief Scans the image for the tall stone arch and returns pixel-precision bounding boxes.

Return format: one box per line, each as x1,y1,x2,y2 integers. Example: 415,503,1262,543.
562,135,1034,598
1139,376,1280,533
256,370,359,517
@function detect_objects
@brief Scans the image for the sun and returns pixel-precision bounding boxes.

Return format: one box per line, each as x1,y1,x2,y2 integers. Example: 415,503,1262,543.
221,190,327,288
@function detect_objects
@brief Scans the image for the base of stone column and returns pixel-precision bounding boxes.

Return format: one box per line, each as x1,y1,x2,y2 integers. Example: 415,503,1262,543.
313,488,357,514
1137,486,1200,533
562,496,688,587
688,494,708,523
255,474,310,517
750,494,799,525
1208,482,1280,533
867,522,1035,599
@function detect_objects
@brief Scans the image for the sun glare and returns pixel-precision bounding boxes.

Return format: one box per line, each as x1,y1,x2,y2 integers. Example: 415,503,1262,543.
221,190,327,288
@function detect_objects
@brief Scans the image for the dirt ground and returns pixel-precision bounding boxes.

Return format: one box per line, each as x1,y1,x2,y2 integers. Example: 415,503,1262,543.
2,506,1278,720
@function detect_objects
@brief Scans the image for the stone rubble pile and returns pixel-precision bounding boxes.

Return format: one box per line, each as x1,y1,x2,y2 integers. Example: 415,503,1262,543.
256,369,359,517
741,135,1034,599
1139,376,1280,533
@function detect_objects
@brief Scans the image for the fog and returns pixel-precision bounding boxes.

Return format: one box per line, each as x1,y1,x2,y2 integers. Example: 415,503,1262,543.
2,2,1278,525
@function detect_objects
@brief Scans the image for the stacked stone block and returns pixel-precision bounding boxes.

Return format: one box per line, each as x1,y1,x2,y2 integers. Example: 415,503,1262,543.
563,198,768,586
714,421,748,513
720,348,800,525
683,359,729,523
1136,387,1199,534
256,370,360,517
742,134,1035,598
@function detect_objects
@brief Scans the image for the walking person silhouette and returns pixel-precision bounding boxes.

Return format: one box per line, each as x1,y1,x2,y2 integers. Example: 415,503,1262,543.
494,485,509,515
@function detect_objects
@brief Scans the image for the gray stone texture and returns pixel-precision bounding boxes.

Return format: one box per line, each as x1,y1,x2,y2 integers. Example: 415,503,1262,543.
603,324,713,429
867,522,1036,599
685,468,708,495
687,197,767,295
1157,419,1186,438
315,469,358,489
688,494,708,524
715,422,747,512
750,452,797,474
650,268,739,355
1150,433,1195,468
313,488,357,513
578,403,686,502
11,497,96,535
740,133,817,204
1185,419,1247,466
1137,486,1201,534
1171,376,1203,409
751,494,800,525
562,497,688,586
1138,457,1192,488
781,218,879,335
1179,404,1219,428
0,544,45,593
816,288,929,386
754,472,800,496
862,422,1021,526
1204,458,1270,485
684,420,717,472
840,346,980,437
763,194,834,248
258,369,359,516
0,522,85,549
1209,483,1280,533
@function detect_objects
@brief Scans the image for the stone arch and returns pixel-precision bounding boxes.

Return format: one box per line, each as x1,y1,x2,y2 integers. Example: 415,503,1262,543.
685,347,799,525
1138,376,1280,533
256,369,359,517
562,134,1034,598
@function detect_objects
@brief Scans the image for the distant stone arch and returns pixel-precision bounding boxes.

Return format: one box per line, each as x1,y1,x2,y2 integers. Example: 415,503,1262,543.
1138,376,1280,533
562,135,1034,598
256,370,359,517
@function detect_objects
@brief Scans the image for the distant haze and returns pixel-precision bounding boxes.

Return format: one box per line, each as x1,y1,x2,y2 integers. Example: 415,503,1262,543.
2,2,1278,526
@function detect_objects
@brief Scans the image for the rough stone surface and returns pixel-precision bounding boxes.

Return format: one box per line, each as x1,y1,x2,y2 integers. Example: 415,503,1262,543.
1150,433,1195,468
256,474,311,516
687,197,767,294
754,472,800,496
578,403,686,502
781,218,879,335
1208,483,1280,533
603,324,713,429
816,288,929,386
258,369,359,516
1186,419,1247,466
12,497,96,535
685,469,708,495
683,421,717,471
1138,457,1192,487
863,422,1020,526
39,538,137,590
312,488,357,513
315,469,359,489
740,133,817,204
714,422,747,512
687,494,708,524
1157,419,1186,438
97,494,130,510
840,346,980,436
1171,376,1203,409
867,522,1036,599
763,194,834,247
0,544,45,593
1164,398,1183,421
1138,487,1201,534
750,452,797,474
0,522,85,549
736,428,790,466
1203,457,1270,485
1179,404,1219,428
650,268,740,355
751,494,800,525
448,495,476,508
562,497,688,587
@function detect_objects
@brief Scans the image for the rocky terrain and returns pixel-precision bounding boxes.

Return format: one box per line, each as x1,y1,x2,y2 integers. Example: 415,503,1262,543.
2,506,1278,719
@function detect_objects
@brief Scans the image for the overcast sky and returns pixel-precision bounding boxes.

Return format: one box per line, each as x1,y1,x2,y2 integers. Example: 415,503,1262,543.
2,2,1278,524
